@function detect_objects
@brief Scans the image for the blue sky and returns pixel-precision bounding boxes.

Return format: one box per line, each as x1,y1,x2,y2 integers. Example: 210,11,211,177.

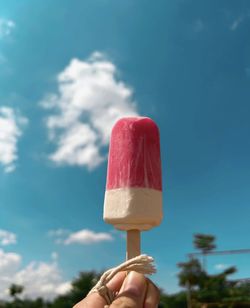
0,0,250,300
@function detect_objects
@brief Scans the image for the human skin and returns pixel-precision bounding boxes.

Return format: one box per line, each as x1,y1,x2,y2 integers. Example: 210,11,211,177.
73,271,160,308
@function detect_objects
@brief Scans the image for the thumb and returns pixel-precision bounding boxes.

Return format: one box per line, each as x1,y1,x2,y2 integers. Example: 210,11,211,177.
110,271,147,308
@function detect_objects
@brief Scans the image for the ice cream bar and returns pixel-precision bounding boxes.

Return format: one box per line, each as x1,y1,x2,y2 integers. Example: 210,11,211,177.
104,117,163,232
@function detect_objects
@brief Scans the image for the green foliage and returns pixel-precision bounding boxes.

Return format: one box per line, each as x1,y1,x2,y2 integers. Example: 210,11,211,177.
160,291,187,308
177,258,206,287
2,271,100,308
0,233,250,308
1,266,249,308
177,256,239,304
9,284,24,299
177,234,250,306
6,298,47,308
49,271,100,308
193,234,216,254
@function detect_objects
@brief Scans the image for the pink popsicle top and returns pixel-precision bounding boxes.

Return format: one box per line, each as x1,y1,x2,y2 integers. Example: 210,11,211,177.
106,117,162,191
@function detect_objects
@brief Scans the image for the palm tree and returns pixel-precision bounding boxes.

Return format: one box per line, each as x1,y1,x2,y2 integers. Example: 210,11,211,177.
193,233,216,270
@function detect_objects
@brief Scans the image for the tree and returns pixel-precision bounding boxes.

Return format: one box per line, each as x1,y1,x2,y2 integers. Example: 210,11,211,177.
177,253,238,306
9,284,24,300
196,266,237,303
160,291,187,308
193,234,216,269
50,271,100,308
178,258,206,288
178,258,207,308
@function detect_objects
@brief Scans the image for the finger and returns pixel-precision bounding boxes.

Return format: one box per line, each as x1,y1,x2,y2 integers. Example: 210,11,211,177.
73,272,126,308
144,279,160,308
108,271,126,292
73,292,104,308
110,271,147,308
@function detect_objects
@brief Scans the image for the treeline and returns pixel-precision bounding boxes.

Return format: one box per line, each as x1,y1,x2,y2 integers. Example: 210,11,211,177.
1,234,250,308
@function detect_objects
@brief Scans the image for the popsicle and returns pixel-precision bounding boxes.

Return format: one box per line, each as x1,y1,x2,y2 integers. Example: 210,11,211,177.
104,117,163,259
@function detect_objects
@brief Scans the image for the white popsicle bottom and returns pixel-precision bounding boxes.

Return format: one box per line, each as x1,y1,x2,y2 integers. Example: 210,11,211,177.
104,187,162,231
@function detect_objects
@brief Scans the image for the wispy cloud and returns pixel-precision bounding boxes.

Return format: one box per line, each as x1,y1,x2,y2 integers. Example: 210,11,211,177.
0,229,17,246
49,228,113,245
0,18,15,39
230,16,244,31
214,263,231,271
51,252,58,261
41,51,138,170
48,229,70,238
0,107,28,173
229,12,250,31
0,249,71,300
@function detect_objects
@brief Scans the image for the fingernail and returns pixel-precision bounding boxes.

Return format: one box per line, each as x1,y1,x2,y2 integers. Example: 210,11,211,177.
120,271,146,297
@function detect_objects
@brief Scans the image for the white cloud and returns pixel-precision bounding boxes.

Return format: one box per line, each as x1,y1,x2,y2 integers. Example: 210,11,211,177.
64,229,113,245
49,228,113,245
214,263,230,271
0,18,15,39
0,249,21,276
0,230,17,246
0,249,71,301
14,261,71,300
0,249,22,299
41,51,138,170
0,107,28,173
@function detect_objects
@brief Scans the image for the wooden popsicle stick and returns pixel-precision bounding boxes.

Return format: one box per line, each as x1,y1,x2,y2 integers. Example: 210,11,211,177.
126,230,141,260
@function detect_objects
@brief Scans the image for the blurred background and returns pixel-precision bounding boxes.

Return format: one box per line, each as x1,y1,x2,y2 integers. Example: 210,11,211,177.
0,0,250,307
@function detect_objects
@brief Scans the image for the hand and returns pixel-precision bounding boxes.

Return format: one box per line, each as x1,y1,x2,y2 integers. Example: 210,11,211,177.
73,271,160,308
